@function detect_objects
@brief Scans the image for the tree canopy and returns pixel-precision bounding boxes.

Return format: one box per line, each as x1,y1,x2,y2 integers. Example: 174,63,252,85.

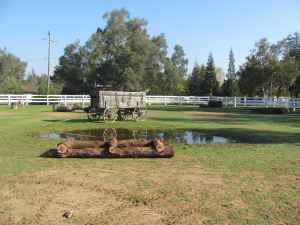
238,34,300,97
53,9,188,95
0,48,27,93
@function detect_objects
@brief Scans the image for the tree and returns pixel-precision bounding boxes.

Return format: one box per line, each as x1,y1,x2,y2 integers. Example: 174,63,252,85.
53,42,88,94
171,45,188,76
222,49,239,96
202,53,219,96
238,38,277,96
188,64,206,95
215,67,225,87
168,45,189,95
25,70,62,94
227,49,236,80
54,9,188,95
222,79,239,96
0,48,27,93
238,35,300,97
293,75,300,97
285,32,300,62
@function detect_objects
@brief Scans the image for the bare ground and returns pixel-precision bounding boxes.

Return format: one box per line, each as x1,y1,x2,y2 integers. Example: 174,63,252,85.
186,112,232,121
0,157,245,225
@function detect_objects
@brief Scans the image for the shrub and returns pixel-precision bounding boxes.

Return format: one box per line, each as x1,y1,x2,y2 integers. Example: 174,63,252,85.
251,107,289,114
52,104,73,112
207,100,223,108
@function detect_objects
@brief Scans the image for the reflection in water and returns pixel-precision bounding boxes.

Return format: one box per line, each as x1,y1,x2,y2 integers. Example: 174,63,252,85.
40,129,234,145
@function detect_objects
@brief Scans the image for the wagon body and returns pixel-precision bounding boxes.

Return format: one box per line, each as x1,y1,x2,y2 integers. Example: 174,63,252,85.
88,90,146,121
95,91,145,109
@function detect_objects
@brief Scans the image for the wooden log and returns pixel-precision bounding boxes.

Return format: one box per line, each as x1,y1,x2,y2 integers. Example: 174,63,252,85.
153,138,165,153
107,146,174,158
65,138,104,149
42,138,174,158
108,138,118,153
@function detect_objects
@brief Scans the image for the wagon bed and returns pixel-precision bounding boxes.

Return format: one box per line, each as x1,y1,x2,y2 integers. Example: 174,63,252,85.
96,91,145,109
88,91,146,121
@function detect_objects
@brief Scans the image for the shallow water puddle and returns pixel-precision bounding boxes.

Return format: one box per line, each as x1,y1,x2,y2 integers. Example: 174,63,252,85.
40,128,235,145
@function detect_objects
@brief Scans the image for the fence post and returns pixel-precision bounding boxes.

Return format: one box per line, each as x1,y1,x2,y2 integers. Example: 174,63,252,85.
82,96,85,108
8,95,11,106
264,97,267,108
244,96,247,107
46,95,49,106
293,98,296,112
234,96,237,108
164,96,167,106
64,95,67,107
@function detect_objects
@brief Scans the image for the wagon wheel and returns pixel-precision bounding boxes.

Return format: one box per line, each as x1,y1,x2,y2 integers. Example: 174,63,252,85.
132,107,146,121
132,108,140,121
122,109,132,121
117,110,126,121
138,108,147,121
87,108,100,121
103,128,117,142
103,108,118,122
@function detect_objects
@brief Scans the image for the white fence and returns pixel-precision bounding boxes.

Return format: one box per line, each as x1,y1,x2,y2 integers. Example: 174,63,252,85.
0,94,300,109
147,96,300,109
0,94,90,106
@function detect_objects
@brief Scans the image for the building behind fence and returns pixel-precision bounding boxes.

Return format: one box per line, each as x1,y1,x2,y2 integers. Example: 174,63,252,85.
0,94,299,109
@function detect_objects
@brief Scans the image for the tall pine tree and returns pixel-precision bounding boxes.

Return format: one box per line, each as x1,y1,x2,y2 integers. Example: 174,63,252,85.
188,64,206,95
227,49,236,80
222,49,239,96
202,53,219,96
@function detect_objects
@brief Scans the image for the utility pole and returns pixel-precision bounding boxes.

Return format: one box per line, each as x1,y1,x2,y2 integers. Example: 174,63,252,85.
47,31,51,98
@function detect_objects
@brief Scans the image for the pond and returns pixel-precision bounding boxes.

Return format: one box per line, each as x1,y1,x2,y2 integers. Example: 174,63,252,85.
40,128,235,145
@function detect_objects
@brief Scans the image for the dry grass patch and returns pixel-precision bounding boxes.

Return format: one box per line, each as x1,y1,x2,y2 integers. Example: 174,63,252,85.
187,111,232,121
0,159,249,225
41,112,84,119
0,112,17,116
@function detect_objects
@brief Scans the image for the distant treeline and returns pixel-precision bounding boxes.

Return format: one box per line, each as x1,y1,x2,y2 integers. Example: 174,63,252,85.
1,9,300,97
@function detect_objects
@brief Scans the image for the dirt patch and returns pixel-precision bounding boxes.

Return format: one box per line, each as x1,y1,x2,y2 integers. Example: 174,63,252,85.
187,111,232,120
41,112,83,119
1,156,297,225
0,112,17,116
0,161,247,225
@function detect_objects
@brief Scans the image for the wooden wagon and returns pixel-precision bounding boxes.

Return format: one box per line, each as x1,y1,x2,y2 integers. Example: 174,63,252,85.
87,91,146,121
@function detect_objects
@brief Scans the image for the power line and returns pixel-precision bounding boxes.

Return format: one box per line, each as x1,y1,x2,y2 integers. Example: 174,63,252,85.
42,31,56,102
47,31,51,97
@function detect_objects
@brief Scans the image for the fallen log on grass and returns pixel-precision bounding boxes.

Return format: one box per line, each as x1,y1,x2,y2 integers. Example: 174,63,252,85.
42,138,174,158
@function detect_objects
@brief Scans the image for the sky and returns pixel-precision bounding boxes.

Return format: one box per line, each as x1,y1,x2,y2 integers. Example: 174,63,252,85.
1,0,300,75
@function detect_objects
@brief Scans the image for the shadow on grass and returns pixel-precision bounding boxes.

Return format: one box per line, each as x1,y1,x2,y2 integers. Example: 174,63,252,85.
42,118,103,123
43,119,63,123
64,119,96,123
148,105,244,113
200,127,300,144
149,108,300,126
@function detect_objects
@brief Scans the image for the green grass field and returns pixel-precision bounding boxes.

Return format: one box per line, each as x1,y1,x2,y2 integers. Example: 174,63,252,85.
0,105,299,225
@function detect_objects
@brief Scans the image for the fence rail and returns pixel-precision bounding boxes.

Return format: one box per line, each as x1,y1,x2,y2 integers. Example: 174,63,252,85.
0,94,300,109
